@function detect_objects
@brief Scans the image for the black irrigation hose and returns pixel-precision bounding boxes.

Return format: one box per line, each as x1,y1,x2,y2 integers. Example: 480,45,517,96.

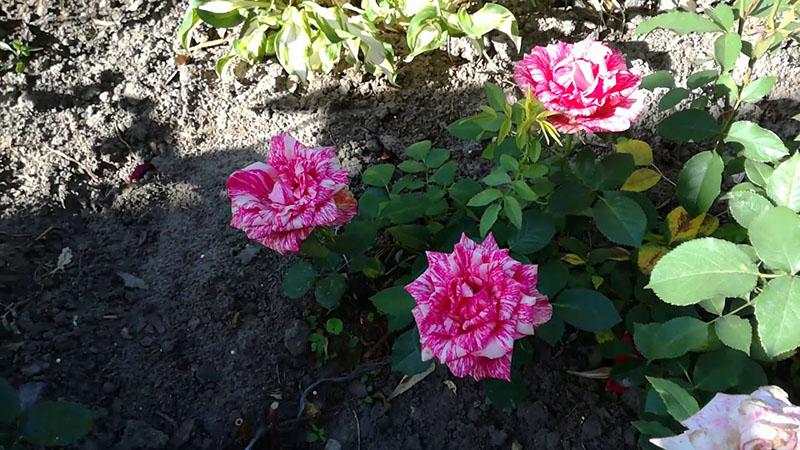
243,360,387,450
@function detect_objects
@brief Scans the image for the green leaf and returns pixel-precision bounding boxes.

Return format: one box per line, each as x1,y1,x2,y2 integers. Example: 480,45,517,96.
658,110,720,142
687,70,719,89
20,401,93,446
727,190,773,228
706,3,735,30
715,315,752,354
554,289,621,332
658,88,690,111
358,187,388,219
636,11,722,35
635,317,709,360
767,153,800,212
178,8,201,49
537,260,568,298
274,7,312,80
480,203,502,237
0,378,20,427
484,377,527,409
699,296,726,315
459,3,521,49
740,76,776,103
716,73,739,102
632,420,674,439
508,209,555,254
677,150,724,216
592,153,636,190
482,169,512,186
371,286,415,331
745,159,774,188
282,261,317,299
725,121,789,162
196,0,245,28
535,318,564,345
641,71,675,91
398,160,426,173
647,377,700,422
714,32,742,72
325,317,344,335
425,148,451,169
431,161,457,186
485,82,506,111
382,193,430,224
405,140,431,160
314,273,346,310
363,163,395,186
693,348,749,391
510,180,537,201
755,276,800,357
648,238,759,305
468,188,503,207
392,328,430,375
548,181,594,215
388,224,430,251
749,206,800,274
406,7,447,57
449,179,483,205
593,191,647,247
503,196,523,229
448,117,484,141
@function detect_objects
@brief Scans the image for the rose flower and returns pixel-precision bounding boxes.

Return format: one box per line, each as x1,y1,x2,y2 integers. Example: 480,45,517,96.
227,134,356,254
652,386,800,450
514,37,645,134
405,234,552,381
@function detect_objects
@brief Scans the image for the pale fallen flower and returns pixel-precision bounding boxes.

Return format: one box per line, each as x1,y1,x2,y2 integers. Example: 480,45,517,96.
651,385,800,450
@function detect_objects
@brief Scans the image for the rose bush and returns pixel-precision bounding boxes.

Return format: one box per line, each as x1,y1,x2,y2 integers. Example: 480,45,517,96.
651,386,800,450
222,4,800,443
227,133,356,254
513,37,645,133
405,233,552,381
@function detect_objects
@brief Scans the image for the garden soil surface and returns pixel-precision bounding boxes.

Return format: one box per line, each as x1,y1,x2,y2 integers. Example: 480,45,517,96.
2,0,800,449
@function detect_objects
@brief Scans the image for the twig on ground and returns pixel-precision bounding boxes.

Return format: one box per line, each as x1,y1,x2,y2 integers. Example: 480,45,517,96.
243,361,387,450
352,408,361,450
46,146,100,183
297,361,387,418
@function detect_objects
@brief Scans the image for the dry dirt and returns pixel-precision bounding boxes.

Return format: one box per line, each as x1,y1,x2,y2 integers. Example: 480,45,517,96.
1,0,799,449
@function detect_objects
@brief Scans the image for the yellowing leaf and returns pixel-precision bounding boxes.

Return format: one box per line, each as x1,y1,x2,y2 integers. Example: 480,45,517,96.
622,168,661,192
616,139,654,166
637,244,670,274
561,253,586,265
698,214,720,236
595,330,616,343
592,275,604,289
608,247,631,261
388,363,435,401
667,206,706,243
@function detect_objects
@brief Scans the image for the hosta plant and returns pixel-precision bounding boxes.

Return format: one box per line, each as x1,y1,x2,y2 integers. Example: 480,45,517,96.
178,0,520,81
0,378,93,449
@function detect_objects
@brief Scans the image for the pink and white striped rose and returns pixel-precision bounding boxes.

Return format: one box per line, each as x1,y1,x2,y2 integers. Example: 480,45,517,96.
405,234,552,381
227,134,357,254
652,386,800,450
514,37,645,134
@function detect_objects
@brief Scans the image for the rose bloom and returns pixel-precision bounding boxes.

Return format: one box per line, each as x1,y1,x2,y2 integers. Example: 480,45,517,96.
405,233,552,381
514,37,645,134
652,386,800,450
227,134,357,254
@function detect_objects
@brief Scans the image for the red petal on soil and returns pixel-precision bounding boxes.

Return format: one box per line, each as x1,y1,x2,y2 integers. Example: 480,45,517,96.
605,379,627,394
128,162,154,184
